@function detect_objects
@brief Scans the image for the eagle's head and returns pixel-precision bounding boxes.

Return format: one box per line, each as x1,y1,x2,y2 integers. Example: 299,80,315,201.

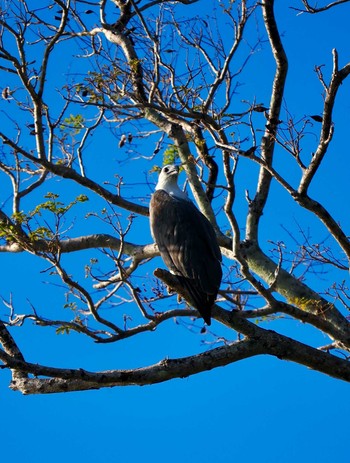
155,164,188,200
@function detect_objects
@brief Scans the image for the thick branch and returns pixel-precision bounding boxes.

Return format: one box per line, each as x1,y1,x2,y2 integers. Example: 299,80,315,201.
0,234,157,259
6,318,350,394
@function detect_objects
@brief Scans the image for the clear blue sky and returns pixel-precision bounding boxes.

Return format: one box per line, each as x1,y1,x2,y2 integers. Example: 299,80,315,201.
2,2,350,462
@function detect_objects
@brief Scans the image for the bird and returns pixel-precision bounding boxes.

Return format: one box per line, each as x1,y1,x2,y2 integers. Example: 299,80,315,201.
149,164,222,325
118,134,127,148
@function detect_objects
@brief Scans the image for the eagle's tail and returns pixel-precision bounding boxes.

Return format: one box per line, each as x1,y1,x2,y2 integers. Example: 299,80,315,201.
176,275,214,325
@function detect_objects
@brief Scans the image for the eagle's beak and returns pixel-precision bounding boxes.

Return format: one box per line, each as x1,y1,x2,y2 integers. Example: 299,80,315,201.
169,165,180,175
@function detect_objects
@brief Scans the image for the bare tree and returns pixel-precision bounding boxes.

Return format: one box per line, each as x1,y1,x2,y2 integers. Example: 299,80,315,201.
1,0,350,394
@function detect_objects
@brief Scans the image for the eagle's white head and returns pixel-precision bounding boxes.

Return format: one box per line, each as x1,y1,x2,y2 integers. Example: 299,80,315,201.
155,164,189,200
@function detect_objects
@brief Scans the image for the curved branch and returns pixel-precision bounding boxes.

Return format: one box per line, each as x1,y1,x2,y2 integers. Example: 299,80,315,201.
295,0,350,13
0,131,149,216
299,50,350,194
6,319,350,394
293,193,350,261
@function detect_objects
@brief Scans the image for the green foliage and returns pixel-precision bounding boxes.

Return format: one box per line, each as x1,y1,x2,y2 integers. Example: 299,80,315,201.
11,211,28,225
63,301,78,311
56,326,71,335
60,114,85,135
129,58,141,73
0,222,19,240
0,193,89,243
81,66,121,103
163,145,180,166
32,192,89,218
56,301,85,335
149,145,182,174
149,165,161,174
28,226,53,241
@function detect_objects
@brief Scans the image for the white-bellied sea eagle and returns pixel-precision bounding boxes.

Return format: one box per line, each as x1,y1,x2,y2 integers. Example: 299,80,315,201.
150,164,222,325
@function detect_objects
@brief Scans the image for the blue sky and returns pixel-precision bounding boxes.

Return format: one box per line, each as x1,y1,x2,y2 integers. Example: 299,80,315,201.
2,1,350,462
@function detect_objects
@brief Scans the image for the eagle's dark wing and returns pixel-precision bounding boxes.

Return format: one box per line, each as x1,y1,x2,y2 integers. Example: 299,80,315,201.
150,190,222,324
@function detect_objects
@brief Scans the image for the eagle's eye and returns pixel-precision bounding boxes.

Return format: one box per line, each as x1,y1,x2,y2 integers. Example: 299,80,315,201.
163,166,169,173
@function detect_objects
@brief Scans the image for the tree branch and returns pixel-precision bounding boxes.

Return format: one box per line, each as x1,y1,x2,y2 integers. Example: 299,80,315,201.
246,0,288,241
6,318,350,394
0,131,149,216
0,233,157,259
299,49,350,194
294,0,350,13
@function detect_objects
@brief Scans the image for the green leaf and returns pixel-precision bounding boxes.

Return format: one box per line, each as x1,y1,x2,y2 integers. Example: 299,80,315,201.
60,114,85,135
56,326,71,335
163,145,180,166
